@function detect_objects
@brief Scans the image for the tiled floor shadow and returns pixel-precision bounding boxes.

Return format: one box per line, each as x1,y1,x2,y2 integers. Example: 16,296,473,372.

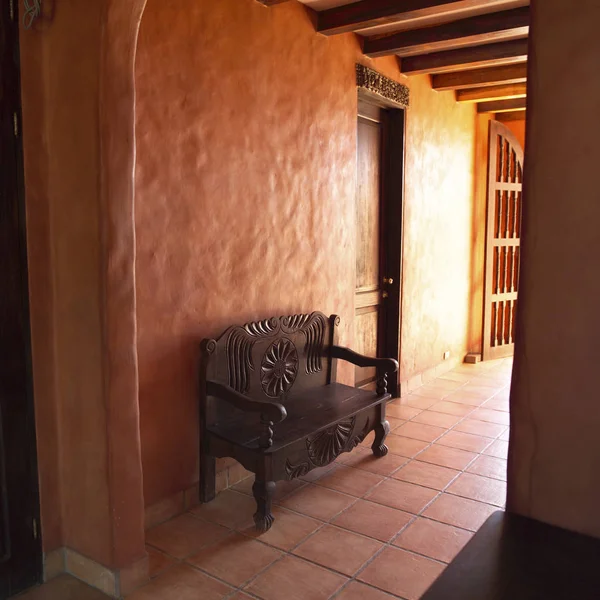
13,357,513,600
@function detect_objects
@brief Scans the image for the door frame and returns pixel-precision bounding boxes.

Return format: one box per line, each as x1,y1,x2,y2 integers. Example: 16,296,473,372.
357,88,406,397
1,0,43,594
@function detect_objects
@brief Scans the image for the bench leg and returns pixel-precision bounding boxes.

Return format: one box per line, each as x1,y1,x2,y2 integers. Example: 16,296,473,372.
200,451,216,503
252,479,276,532
371,420,390,457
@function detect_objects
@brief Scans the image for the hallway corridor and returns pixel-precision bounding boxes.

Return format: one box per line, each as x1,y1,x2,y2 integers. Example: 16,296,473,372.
18,358,512,600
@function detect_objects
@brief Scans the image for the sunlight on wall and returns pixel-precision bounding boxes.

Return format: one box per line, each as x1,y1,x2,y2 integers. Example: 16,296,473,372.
135,0,479,507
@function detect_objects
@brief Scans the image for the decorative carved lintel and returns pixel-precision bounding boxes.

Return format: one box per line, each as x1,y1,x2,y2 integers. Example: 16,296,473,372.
356,64,410,109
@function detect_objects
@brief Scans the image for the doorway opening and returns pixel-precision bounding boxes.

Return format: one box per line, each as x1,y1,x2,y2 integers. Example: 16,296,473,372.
354,94,405,397
0,2,43,596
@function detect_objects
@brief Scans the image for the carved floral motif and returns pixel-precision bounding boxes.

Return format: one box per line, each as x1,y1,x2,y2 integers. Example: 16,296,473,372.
260,338,299,397
282,312,326,374
285,459,310,480
226,319,279,393
225,313,326,394
284,416,370,479
352,418,370,448
306,417,356,467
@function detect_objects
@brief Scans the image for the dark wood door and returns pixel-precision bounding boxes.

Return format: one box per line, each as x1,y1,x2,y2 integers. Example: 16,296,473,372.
0,2,43,596
482,120,524,360
355,99,404,394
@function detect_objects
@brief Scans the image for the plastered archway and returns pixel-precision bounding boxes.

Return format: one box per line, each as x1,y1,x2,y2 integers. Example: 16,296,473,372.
18,0,149,595
99,0,149,571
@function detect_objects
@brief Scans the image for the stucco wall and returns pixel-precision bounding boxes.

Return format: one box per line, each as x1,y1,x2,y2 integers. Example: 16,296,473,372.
505,118,526,150
20,1,110,561
508,0,600,538
19,0,147,574
135,0,478,507
401,77,478,376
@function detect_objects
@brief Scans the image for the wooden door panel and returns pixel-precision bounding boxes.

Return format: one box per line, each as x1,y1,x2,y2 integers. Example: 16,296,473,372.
483,120,524,360
0,408,9,564
354,96,404,396
356,118,381,291
354,307,379,386
355,107,383,389
0,1,42,595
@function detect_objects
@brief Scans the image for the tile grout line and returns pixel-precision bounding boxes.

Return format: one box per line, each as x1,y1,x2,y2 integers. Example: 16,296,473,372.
142,359,512,600
274,364,510,595
214,367,510,594
183,486,432,600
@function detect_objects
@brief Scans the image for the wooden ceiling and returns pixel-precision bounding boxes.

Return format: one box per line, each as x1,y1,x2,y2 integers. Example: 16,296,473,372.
260,0,529,114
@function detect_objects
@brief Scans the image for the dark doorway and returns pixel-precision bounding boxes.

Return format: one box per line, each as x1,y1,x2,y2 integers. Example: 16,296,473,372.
0,2,43,597
354,96,405,396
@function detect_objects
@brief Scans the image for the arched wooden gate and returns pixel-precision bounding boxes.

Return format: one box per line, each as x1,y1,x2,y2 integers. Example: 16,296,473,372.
482,120,524,360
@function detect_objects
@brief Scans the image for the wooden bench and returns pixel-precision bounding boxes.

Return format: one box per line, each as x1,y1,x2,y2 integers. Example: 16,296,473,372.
199,312,398,531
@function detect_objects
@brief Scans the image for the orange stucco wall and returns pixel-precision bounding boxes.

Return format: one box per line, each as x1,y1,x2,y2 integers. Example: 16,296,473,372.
505,118,526,150
136,0,479,507
508,0,600,538
20,1,111,562
401,77,479,377
19,0,147,574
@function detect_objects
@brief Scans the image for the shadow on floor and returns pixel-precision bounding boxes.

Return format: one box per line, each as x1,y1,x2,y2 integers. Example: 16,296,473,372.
15,575,109,599
14,357,513,600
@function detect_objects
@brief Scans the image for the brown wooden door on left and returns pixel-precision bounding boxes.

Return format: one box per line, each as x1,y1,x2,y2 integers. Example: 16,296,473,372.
355,99,404,395
0,2,43,597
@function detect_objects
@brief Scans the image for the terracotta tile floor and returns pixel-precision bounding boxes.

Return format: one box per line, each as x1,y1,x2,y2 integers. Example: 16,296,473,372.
17,358,512,600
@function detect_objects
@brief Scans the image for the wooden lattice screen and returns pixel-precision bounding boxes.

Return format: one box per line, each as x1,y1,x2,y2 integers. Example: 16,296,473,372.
482,120,524,360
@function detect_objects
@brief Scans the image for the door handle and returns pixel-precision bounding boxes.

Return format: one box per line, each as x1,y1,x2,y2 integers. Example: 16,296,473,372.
383,277,394,285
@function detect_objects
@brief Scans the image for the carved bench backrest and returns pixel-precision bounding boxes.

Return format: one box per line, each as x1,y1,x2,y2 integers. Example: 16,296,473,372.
201,312,337,426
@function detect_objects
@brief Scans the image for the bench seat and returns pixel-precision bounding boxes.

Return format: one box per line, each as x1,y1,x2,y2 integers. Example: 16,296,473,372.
209,383,391,451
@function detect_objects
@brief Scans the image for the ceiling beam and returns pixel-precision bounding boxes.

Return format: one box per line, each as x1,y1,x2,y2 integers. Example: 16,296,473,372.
477,97,527,113
456,82,527,102
431,63,528,90
317,0,528,36
255,0,290,4
364,6,529,58
497,109,526,121
400,38,528,75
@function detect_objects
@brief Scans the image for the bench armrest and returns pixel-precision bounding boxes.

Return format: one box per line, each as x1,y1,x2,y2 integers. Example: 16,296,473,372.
206,380,287,424
330,346,398,396
330,346,399,373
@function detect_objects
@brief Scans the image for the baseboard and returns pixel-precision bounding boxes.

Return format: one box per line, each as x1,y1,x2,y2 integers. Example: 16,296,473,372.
44,547,66,582
43,547,148,597
464,352,482,364
399,355,463,397
144,490,186,530
144,461,253,530
65,549,118,596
